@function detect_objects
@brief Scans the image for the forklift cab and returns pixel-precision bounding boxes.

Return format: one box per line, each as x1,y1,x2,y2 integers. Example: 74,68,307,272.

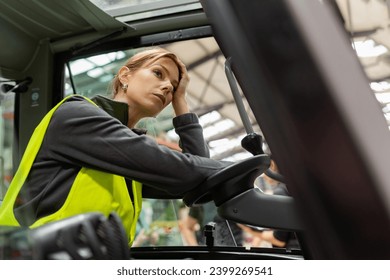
1,0,390,259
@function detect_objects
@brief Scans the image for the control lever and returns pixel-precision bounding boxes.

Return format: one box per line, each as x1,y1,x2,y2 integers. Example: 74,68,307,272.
225,58,284,183
204,222,216,248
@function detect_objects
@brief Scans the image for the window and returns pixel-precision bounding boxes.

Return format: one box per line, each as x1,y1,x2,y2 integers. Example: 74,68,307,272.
65,36,265,247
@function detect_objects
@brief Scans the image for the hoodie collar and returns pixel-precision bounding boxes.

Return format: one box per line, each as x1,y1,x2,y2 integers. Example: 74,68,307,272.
91,95,128,125
91,95,147,135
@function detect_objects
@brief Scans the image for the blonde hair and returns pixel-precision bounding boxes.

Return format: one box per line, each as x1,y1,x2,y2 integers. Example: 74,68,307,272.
111,47,182,96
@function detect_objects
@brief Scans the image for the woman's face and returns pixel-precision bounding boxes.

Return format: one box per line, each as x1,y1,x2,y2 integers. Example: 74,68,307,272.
123,57,179,117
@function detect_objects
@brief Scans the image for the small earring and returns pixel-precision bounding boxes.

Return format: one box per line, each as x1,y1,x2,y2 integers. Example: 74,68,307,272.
121,84,128,92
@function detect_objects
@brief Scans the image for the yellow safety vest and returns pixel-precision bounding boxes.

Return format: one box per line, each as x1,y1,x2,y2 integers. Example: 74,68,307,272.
0,95,142,245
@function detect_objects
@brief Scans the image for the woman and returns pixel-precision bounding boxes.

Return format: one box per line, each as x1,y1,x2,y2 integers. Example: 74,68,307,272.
0,47,230,245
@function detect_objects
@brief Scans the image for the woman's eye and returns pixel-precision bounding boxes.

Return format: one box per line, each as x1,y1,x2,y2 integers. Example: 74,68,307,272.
153,70,162,78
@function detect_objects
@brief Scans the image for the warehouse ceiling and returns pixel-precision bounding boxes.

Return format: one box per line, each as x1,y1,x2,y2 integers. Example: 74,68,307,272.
85,0,390,159
335,0,390,128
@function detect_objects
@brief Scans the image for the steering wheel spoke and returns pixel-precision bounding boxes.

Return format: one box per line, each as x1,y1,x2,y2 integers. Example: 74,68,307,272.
183,154,270,207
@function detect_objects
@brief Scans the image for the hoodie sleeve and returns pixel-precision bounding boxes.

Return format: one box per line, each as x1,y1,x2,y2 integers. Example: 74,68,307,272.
46,98,230,196
173,112,210,158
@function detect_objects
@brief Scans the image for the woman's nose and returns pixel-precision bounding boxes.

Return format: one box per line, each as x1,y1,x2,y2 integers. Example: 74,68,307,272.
161,81,173,94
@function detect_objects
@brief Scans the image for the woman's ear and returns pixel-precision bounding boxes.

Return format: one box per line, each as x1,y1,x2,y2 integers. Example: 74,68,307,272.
118,66,131,84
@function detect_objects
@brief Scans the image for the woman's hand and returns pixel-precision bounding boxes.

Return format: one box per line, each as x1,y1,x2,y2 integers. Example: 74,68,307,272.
172,59,190,116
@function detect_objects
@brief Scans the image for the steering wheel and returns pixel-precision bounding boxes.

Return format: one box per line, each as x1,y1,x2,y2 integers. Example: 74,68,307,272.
183,154,270,207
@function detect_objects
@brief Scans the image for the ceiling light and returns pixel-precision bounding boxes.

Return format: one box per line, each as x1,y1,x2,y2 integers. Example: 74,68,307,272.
353,39,388,58
203,119,235,139
370,81,390,92
87,68,104,78
69,59,95,75
199,111,221,126
375,92,390,104
88,54,113,66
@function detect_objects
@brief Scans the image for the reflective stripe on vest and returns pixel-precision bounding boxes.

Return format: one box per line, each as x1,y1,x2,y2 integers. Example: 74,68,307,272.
0,95,142,245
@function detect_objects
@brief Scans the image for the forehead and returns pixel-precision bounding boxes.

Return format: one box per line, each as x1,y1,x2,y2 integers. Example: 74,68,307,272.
146,57,179,76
